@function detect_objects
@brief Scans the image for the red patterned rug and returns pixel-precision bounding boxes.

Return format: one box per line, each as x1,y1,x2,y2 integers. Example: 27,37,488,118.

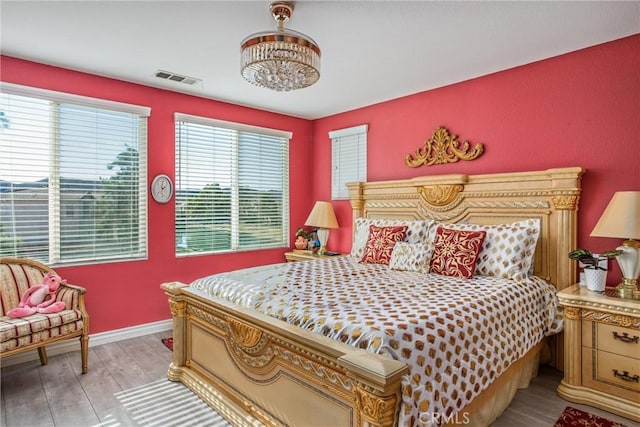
553,406,628,427
161,337,173,351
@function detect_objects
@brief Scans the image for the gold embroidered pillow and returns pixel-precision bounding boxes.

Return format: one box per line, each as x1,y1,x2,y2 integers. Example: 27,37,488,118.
445,219,540,280
350,218,434,259
360,225,408,265
429,227,486,278
389,242,433,272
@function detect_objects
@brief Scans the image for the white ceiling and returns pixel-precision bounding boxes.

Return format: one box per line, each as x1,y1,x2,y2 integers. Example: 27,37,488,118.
1,1,638,119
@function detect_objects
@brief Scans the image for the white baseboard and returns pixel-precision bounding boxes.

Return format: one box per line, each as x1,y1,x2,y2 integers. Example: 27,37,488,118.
1,319,172,368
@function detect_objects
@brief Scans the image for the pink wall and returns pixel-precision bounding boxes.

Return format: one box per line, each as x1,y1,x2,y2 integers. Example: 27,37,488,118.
0,56,314,333
1,34,638,333
312,34,639,286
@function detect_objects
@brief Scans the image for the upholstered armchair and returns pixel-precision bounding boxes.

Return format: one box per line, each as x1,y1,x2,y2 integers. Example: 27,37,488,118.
0,257,89,373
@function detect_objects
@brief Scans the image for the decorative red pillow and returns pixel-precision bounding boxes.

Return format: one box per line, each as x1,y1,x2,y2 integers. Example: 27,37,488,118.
429,226,486,278
360,225,408,265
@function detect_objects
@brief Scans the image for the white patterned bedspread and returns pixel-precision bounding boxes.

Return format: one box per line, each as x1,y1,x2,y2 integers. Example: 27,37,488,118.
190,256,563,426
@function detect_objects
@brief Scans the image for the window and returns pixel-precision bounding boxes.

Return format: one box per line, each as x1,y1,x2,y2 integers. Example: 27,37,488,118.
330,124,368,200
175,113,290,255
0,83,149,265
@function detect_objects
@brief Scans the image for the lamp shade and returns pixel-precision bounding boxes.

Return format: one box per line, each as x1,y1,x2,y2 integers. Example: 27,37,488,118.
305,201,338,229
590,191,640,239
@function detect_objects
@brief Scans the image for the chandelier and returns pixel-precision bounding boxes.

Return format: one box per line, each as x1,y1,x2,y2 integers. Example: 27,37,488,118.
241,1,321,91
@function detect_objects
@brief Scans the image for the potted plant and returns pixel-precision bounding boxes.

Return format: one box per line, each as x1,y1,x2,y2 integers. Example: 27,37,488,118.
569,248,622,292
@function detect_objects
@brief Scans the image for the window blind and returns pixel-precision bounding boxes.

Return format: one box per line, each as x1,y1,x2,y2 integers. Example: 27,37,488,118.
175,113,290,255
330,124,368,200
0,83,149,265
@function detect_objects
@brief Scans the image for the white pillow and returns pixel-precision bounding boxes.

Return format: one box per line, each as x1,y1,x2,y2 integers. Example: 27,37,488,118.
444,219,540,280
389,242,433,272
350,218,435,259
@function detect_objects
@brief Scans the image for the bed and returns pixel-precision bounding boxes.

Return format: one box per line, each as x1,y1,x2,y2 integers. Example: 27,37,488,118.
161,167,584,426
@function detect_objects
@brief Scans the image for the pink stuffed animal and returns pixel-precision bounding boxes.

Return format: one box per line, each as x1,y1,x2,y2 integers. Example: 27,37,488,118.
7,272,67,318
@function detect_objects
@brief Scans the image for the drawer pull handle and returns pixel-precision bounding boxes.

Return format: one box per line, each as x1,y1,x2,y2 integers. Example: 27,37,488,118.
612,331,639,344
613,370,640,383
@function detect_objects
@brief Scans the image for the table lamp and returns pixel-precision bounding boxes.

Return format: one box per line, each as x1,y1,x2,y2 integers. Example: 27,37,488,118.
305,201,339,255
590,191,640,299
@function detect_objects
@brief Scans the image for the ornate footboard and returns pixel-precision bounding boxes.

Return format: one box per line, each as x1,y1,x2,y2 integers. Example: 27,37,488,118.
162,281,408,427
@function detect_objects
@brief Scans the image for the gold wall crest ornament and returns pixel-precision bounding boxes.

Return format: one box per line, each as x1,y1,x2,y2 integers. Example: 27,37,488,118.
405,126,484,168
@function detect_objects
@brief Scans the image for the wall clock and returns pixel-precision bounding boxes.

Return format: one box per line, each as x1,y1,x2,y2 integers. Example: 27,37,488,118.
151,174,173,204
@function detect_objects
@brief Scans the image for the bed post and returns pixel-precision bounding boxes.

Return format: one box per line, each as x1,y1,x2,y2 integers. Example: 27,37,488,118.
347,181,365,241
162,282,189,380
548,168,584,292
340,352,408,427
548,167,584,371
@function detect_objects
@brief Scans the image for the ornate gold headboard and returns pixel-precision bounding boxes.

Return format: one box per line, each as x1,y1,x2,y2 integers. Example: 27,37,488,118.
346,167,584,292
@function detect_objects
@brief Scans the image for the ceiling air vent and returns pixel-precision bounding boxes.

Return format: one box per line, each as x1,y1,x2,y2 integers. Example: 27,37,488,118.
155,70,201,86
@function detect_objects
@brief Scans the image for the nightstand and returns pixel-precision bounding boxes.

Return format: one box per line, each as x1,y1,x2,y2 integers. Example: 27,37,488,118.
557,285,640,422
284,250,344,262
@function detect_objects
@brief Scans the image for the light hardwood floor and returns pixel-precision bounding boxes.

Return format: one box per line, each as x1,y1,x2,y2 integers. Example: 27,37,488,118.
1,332,638,427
